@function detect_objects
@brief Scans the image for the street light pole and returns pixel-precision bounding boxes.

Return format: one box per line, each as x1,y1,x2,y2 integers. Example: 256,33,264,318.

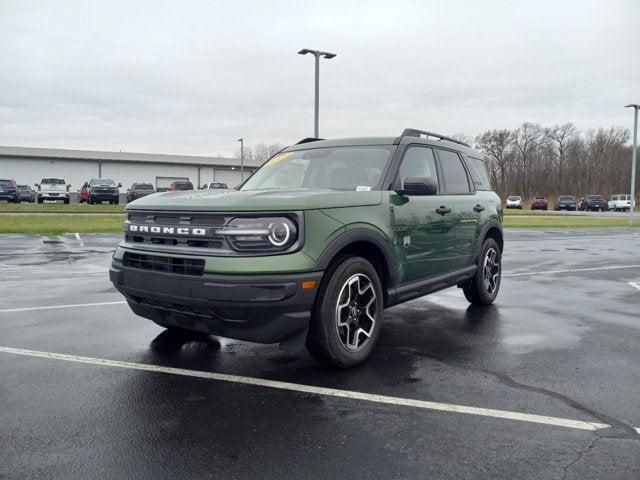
298,48,336,138
626,104,639,225
237,138,244,182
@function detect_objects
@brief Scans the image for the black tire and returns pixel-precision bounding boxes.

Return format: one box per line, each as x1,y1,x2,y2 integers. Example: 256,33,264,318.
463,238,502,306
64,198,69,204
37,197,43,204
306,256,383,369
114,198,119,205
88,198,94,205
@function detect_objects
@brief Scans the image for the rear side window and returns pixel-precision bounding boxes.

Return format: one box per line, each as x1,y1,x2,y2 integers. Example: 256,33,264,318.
397,146,438,189
464,156,491,190
438,150,471,194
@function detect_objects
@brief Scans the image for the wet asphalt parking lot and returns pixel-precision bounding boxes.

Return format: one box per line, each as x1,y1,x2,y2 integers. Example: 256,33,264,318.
1,228,640,479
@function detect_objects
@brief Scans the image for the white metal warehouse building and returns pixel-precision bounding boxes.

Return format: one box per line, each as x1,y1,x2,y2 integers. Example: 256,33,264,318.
0,146,262,193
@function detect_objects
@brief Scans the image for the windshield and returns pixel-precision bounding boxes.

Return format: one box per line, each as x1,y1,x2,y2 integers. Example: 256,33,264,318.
559,196,575,201
135,184,154,190
41,178,65,185
0,180,14,186
210,182,228,189
241,146,394,191
587,195,603,200
507,196,520,201
90,179,115,186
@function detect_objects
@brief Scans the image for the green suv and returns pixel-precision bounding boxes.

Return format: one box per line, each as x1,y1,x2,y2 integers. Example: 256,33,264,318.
110,129,503,368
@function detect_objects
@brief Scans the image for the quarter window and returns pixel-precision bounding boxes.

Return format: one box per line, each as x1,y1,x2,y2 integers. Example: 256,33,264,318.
438,150,471,194
397,147,438,190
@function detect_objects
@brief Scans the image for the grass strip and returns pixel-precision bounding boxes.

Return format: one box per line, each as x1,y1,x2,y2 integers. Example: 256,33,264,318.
0,215,123,234
0,203,125,213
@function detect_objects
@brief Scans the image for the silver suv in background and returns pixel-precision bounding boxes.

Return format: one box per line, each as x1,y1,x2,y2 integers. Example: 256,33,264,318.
505,195,522,209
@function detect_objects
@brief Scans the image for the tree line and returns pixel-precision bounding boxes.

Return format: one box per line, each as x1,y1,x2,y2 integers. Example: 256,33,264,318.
471,123,636,201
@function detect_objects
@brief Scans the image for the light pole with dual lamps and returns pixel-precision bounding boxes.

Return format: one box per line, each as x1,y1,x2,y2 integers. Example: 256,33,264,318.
298,48,337,139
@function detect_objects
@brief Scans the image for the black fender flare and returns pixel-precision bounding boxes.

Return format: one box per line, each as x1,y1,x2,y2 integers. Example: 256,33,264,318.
476,217,503,260
314,228,398,288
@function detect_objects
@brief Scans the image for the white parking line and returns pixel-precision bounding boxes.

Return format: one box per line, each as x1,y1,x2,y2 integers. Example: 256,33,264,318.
74,232,84,247
0,346,617,433
503,264,640,277
628,282,640,291
0,301,126,313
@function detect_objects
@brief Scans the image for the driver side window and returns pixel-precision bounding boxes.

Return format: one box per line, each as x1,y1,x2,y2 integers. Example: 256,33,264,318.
397,146,438,190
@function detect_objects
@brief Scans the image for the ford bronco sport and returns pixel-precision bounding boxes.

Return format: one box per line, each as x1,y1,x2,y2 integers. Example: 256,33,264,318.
110,129,503,368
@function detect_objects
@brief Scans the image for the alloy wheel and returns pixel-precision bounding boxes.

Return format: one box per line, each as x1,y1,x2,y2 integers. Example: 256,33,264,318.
335,274,377,352
483,247,501,295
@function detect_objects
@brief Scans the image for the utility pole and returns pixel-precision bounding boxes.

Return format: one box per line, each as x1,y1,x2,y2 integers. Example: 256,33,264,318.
237,138,244,182
298,49,336,138
626,104,639,225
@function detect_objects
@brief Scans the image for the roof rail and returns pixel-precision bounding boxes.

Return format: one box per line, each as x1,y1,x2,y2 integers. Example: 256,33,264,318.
296,137,324,145
394,128,470,147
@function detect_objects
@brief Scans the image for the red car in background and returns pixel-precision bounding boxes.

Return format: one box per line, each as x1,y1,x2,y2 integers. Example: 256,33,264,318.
78,183,89,203
530,197,548,210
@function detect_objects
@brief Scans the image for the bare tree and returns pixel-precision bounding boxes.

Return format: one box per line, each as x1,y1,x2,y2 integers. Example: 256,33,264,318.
235,142,284,165
474,129,516,196
513,122,543,197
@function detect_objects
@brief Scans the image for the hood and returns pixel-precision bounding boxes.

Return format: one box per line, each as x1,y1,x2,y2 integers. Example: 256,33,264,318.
126,188,383,212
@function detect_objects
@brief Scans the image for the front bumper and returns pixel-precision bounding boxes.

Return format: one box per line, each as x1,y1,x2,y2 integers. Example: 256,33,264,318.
0,193,18,201
110,260,323,344
91,193,118,200
40,193,68,199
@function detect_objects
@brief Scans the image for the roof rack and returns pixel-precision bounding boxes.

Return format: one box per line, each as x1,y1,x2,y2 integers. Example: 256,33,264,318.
296,137,324,145
394,128,470,147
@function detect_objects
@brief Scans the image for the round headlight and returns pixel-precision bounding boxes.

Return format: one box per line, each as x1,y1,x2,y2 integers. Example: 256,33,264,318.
268,221,291,247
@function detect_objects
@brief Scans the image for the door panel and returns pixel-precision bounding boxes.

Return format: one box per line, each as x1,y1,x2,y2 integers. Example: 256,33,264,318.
391,146,455,284
435,149,480,269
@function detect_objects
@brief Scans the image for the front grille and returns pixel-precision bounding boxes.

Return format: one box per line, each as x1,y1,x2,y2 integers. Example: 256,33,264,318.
124,212,227,250
123,252,205,276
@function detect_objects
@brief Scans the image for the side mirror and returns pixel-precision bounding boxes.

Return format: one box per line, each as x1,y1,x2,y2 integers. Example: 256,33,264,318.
34,183,39,187
117,183,122,188
400,176,438,196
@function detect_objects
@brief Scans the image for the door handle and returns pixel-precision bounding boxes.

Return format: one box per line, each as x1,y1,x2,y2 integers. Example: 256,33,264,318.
435,206,452,215
473,204,485,212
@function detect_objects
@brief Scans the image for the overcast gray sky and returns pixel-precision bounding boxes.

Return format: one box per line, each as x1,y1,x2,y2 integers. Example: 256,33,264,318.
1,0,638,157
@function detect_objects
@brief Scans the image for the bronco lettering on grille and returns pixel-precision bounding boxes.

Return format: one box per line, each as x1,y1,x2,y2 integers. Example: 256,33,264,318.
127,225,207,236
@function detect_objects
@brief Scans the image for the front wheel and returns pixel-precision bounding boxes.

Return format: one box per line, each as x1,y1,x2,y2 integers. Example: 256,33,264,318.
306,256,383,369
463,238,502,306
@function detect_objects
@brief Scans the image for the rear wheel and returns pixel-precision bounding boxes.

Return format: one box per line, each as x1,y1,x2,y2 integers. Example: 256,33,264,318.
306,256,383,369
463,238,502,306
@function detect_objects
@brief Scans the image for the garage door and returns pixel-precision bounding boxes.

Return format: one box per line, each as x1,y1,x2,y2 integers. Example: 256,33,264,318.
156,176,189,192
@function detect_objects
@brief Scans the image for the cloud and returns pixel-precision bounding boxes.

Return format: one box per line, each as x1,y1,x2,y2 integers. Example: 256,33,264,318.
1,0,638,156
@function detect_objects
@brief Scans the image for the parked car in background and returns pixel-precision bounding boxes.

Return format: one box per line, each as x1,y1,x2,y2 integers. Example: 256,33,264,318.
88,178,121,205
201,182,229,190
36,178,70,203
168,180,194,191
17,185,36,203
505,195,522,209
127,183,156,202
579,195,607,211
530,197,548,210
0,178,20,203
555,195,577,211
608,194,633,212
79,183,89,203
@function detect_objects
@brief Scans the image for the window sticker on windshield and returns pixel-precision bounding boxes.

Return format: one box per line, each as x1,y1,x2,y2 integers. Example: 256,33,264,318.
264,152,292,168
356,186,371,192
